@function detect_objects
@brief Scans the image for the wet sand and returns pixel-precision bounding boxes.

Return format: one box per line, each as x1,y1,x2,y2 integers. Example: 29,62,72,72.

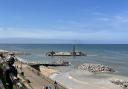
49,69,128,89
40,66,59,77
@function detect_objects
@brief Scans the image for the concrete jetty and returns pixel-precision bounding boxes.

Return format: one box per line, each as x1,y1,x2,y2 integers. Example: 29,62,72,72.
29,60,70,69
0,49,31,56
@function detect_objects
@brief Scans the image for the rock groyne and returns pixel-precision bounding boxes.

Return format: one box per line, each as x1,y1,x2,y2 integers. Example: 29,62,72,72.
110,79,128,89
78,63,114,73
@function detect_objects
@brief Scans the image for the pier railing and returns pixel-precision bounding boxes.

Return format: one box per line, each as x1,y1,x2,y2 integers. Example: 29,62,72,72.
18,74,34,89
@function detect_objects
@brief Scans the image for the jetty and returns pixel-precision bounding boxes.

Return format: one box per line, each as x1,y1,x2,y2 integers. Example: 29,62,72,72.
0,49,31,56
0,50,9,53
28,60,70,70
29,62,69,67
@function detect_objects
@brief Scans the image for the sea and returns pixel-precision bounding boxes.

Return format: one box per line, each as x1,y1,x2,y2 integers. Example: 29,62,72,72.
0,44,128,80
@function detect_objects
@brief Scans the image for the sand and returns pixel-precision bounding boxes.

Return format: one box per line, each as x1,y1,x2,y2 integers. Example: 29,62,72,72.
49,69,128,89
40,66,59,77
15,61,128,89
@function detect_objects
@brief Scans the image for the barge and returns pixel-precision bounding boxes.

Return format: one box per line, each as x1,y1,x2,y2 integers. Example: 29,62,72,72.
46,46,87,56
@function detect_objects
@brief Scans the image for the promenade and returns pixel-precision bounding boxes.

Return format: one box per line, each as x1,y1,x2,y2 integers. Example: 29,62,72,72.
16,62,55,89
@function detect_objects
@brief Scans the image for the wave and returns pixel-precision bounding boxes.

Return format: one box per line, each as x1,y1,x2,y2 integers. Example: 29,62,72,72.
51,70,90,84
49,72,60,79
68,75,89,85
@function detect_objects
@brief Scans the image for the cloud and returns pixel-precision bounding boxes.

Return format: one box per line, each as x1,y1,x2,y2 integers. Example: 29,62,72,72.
1,11,128,43
0,27,75,39
92,12,128,33
0,26,128,43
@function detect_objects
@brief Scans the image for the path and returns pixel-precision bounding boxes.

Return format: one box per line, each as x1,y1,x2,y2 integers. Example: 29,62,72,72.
16,63,55,89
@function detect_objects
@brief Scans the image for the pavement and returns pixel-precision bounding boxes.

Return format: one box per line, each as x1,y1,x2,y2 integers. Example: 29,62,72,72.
15,62,55,89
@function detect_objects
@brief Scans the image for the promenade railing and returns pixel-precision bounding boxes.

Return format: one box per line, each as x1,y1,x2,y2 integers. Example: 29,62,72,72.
9,73,26,89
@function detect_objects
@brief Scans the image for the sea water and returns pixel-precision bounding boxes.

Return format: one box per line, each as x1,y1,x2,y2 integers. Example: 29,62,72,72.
0,44,128,77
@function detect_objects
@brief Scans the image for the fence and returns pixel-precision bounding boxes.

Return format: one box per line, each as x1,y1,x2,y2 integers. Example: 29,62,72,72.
9,73,26,89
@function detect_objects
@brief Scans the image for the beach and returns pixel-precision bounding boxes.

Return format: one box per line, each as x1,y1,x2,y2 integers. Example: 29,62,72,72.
39,65,128,89
49,69,128,89
40,66,59,77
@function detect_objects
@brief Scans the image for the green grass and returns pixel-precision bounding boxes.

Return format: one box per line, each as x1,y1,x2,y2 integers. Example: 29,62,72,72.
13,85,17,89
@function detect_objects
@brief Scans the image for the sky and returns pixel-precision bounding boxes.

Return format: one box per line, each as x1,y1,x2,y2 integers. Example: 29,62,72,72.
0,0,128,44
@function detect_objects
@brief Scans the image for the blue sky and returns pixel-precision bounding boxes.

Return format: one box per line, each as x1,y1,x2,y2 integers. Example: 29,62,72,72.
0,0,128,44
